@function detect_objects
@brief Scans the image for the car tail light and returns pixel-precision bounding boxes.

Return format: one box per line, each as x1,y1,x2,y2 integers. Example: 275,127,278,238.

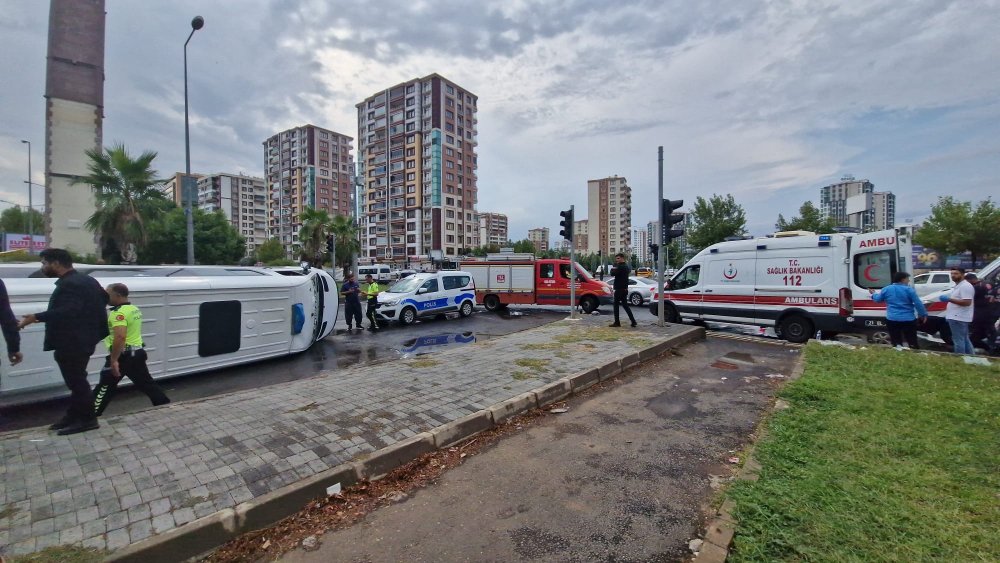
839,287,853,316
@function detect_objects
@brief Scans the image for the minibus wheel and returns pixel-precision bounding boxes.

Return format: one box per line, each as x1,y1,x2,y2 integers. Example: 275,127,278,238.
484,295,501,311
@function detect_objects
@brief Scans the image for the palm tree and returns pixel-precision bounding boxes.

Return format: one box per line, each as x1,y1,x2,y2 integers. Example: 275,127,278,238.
298,207,332,265
77,144,167,263
329,214,361,275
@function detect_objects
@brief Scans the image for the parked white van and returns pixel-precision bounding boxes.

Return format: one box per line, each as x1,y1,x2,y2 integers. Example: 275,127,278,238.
357,264,394,283
376,271,477,325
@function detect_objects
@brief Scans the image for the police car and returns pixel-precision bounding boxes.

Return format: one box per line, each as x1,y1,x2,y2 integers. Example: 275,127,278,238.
376,271,477,325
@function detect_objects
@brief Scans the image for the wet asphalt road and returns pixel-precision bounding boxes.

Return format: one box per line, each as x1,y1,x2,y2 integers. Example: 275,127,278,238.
281,336,800,563
0,307,565,433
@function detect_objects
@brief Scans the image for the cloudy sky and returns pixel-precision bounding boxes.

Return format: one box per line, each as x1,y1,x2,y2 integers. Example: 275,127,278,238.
2,0,998,241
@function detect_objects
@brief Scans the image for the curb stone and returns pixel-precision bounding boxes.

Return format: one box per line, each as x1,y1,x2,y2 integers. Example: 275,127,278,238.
693,349,806,562
106,326,704,562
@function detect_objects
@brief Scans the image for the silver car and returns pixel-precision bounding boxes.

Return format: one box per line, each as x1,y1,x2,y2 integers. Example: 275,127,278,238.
626,276,657,306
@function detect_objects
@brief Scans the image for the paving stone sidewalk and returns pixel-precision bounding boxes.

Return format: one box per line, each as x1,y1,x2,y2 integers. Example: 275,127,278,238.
0,316,689,557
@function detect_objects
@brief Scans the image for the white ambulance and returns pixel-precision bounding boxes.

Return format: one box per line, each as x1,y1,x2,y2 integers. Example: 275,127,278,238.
649,228,913,343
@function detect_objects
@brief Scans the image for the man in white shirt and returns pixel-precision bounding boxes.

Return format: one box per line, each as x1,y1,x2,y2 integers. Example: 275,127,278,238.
941,268,975,355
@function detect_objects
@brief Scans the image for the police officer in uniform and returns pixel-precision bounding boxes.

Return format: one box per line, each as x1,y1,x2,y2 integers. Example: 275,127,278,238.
93,283,170,416
340,273,363,331
362,274,383,331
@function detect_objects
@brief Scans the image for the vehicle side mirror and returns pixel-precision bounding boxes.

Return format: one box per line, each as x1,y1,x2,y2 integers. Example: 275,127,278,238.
417,288,428,294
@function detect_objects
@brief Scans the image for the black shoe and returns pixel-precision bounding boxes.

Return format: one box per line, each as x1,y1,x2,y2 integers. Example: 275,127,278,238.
49,415,75,431
346,326,353,331
57,419,99,436
609,323,621,327
631,322,637,327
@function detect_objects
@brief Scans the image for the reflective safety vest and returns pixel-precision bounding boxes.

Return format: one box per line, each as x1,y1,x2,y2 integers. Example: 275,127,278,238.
105,303,144,349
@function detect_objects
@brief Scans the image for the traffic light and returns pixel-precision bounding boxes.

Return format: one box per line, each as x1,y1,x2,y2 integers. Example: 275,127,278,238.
649,243,659,262
559,208,574,242
661,199,685,244
325,234,334,254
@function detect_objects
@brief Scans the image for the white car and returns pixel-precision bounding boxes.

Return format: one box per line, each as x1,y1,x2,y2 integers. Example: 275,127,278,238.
912,271,955,297
376,271,477,325
626,276,656,307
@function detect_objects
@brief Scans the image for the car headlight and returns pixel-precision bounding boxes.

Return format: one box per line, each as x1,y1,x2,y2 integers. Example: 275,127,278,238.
381,298,400,306
602,286,612,294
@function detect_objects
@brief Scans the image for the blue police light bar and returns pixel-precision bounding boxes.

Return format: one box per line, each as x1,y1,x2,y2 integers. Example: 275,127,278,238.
819,235,832,241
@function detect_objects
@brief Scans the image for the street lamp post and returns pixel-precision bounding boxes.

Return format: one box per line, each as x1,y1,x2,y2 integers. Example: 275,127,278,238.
20,140,34,253
184,15,204,265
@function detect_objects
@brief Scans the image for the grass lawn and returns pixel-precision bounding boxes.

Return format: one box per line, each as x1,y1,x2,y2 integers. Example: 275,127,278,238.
727,344,999,562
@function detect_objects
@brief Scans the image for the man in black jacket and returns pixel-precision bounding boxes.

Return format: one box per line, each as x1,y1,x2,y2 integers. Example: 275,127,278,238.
1,278,23,367
609,253,637,328
18,248,109,435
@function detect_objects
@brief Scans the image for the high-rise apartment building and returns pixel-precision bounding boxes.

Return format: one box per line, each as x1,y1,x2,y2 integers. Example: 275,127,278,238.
872,192,896,231
587,176,631,256
573,219,589,252
161,172,203,206
477,212,508,247
196,173,268,254
631,227,648,262
528,227,549,253
263,125,354,256
356,74,479,263
820,176,894,232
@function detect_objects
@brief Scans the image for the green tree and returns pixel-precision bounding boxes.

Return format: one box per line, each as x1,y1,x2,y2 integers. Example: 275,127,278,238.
257,238,285,263
138,208,245,265
914,197,1000,266
76,144,168,263
686,194,748,252
328,214,360,274
512,239,536,254
666,241,685,269
776,201,836,233
0,207,44,235
298,207,332,265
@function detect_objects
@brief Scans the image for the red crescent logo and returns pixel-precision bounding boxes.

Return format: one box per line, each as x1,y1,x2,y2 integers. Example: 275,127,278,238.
863,264,879,282
723,264,738,280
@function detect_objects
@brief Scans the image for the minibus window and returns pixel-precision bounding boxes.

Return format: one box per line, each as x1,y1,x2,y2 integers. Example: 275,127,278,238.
198,301,242,356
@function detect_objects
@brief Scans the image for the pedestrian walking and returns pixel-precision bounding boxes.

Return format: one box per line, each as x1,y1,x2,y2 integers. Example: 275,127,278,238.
938,268,975,355
869,271,927,349
609,253,637,328
362,274,383,331
340,272,363,331
966,273,997,354
17,249,109,435
1,279,23,367
92,283,170,416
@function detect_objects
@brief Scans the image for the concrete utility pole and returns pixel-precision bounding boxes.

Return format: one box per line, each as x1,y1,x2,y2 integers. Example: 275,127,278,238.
656,146,666,327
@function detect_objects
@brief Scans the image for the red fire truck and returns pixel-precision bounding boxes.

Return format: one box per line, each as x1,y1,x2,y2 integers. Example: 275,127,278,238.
461,254,613,313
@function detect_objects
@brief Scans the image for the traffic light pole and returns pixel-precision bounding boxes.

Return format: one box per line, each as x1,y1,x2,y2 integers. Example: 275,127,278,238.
657,147,665,327
569,204,577,319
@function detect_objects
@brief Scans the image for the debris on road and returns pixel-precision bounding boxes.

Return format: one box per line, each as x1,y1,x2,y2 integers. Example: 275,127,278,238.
549,407,569,413
325,483,341,496
764,373,785,379
301,536,319,551
689,538,703,553
728,456,740,464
